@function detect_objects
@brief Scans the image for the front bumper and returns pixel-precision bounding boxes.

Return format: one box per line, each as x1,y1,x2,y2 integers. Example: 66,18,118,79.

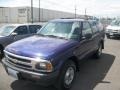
2,58,59,86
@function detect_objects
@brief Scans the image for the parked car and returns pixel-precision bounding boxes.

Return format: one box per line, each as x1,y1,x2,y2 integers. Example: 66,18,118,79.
106,20,120,38
2,19,105,90
0,24,42,58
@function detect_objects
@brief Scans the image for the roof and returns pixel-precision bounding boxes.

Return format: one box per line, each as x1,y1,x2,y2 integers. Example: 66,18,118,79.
2,23,44,27
50,19,85,22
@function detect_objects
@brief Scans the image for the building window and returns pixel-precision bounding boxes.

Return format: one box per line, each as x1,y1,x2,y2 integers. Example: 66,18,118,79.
18,9,26,14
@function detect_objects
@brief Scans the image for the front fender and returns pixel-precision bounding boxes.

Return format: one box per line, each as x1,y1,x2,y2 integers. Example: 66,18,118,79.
51,47,77,72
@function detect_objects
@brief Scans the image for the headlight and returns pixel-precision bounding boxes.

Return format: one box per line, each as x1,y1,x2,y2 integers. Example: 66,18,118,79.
32,60,53,72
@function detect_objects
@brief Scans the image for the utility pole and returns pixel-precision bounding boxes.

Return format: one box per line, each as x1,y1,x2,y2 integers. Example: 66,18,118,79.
85,8,87,16
75,5,77,18
39,0,40,22
31,0,33,23
85,8,87,20
74,0,77,18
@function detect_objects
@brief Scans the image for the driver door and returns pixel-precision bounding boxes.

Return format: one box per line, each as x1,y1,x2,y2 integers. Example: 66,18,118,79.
74,21,93,60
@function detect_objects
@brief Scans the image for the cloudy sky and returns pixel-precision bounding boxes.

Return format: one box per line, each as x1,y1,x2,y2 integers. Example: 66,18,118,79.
0,0,120,17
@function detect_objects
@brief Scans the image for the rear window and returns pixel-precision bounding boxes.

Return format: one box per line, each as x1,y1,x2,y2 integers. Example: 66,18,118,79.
29,25,42,33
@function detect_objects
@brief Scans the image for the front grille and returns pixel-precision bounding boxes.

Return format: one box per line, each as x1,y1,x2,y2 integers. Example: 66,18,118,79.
7,54,31,63
5,53,33,70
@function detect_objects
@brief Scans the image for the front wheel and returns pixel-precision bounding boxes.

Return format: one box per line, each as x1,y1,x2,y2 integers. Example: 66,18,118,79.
55,60,76,90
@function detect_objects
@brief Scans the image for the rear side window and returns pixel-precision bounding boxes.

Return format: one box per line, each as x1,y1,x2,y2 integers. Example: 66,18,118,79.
29,25,41,33
82,22,92,36
90,21,99,34
14,26,28,35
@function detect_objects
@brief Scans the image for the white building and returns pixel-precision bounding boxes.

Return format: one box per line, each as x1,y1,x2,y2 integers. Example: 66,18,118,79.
0,7,81,23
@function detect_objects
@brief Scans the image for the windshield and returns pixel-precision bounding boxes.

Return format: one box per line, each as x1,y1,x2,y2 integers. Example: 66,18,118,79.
110,20,120,26
0,26,16,36
37,22,81,40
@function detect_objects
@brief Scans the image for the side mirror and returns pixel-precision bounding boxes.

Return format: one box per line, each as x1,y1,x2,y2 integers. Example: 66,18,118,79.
82,33,92,39
11,32,17,36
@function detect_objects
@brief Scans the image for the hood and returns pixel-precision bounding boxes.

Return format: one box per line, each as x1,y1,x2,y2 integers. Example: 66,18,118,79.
106,25,120,30
5,35,77,59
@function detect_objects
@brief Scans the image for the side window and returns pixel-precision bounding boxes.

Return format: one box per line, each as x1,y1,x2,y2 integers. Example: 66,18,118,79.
82,22,92,37
14,26,28,35
90,21,99,34
70,22,81,40
29,25,41,33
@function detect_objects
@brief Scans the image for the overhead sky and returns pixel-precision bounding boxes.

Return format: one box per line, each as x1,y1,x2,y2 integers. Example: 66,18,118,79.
0,0,120,17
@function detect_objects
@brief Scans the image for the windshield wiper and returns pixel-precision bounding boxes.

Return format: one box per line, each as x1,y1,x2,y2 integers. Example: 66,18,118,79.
45,35,68,40
36,33,45,37
45,35,58,37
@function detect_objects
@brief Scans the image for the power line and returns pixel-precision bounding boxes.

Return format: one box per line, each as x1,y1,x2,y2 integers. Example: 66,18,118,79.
41,0,83,15
41,0,75,11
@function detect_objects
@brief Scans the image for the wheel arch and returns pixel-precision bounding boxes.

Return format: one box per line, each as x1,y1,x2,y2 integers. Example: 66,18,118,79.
68,56,80,71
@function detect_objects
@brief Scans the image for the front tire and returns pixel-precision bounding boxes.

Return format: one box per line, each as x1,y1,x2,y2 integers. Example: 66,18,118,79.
55,60,76,90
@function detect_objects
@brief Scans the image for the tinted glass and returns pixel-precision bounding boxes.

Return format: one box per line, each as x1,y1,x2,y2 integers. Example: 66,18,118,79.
29,25,41,33
14,26,28,35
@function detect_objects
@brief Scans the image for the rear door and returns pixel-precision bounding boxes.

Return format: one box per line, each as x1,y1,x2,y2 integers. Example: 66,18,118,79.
90,21,100,50
13,25,30,41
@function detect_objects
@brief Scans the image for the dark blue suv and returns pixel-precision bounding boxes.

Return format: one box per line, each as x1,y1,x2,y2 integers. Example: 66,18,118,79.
0,24,42,58
2,19,105,90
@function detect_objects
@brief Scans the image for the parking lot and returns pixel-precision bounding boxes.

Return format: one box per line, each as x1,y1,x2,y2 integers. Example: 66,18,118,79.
0,38,120,90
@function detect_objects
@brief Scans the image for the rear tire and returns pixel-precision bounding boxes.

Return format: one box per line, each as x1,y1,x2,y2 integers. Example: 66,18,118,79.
54,60,76,90
94,43,102,58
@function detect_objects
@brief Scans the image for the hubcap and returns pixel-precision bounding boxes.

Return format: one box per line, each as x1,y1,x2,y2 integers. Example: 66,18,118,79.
64,67,75,85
